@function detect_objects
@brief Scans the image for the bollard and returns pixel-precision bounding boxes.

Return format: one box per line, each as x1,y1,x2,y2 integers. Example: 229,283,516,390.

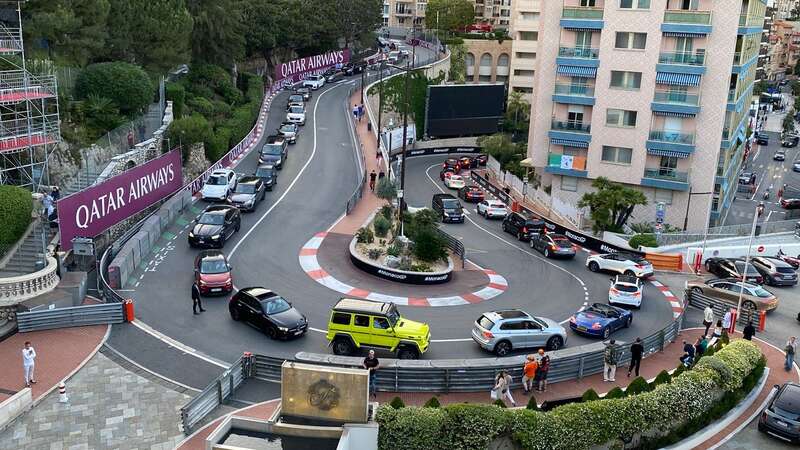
729,309,738,333
758,310,767,331
58,382,68,403
123,299,135,322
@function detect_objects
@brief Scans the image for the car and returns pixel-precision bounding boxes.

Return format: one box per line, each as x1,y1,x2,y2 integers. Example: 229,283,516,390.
444,174,466,189
254,164,277,191
324,69,344,83
781,198,800,209
794,161,800,172
458,185,484,203
529,233,576,259
194,250,233,295
286,104,306,125
586,253,654,278
739,172,756,185
686,278,779,313
188,204,241,248
755,132,770,145
325,298,430,359
227,176,266,212
776,250,800,269
471,310,567,356
200,169,237,202
431,193,465,223
439,167,456,180
303,74,325,90
277,122,298,144
759,382,800,443
477,199,508,219
229,287,308,339
569,303,632,339
459,156,475,170
775,150,787,161
782,135,799,147
751,256,798,286
704,257,764,284
259,135,287,168
442,158,461,173
343,61,366,76
502,211,545,241
293,86,311,101
608,275,643,308
286,94,305,107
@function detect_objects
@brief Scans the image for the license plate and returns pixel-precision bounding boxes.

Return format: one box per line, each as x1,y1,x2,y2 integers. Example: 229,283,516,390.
198,239,205,243
578,326,587,332
211,288,222,292
294,330,303,335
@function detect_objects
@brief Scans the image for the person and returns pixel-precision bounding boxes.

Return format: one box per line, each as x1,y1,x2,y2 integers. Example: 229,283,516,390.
713,319,723,338
363,350,380,398
785,336,797,371
743,321,756,341
191,282,205,315
603,339,619,382
378,170,385,182
522,355,537,394
491,370,516,406
722,309,732,332
699,336,709,354
42,191,54,220
22,341,36,388
352,104,359,121
369,170,377,191
693,337,704,358
680,340,695,367
628,337,643,378
703,304,714,337
51,186,60,202
536,349,550,392
127,129,134,149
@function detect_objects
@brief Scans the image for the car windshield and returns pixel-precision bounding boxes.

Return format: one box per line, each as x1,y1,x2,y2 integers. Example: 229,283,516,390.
280,124,294,132
442,199,460,208
262,144,282,155
256,168,274,178
289,106,303,114
587,306,610,317
489,201,504,208
450,175,462,181
289,95,303,103
778,267,796,274
261,296,291,315
207,175,227,185
752,286,773,298
235,184,256,194
200,259,228,274
734,261,759,275
385,307,400,327
774,387,800,415
198,213,224,225
477,315,495,330
615,284,639,293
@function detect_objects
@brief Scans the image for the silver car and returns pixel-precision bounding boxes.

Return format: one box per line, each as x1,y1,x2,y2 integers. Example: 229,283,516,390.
471,310,567,356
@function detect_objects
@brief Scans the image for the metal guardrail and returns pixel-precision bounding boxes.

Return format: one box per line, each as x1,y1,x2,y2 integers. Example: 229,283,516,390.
436,228,465,269
16,303,125,332
180,356,248,433
345,85,367,215
686,289,757,325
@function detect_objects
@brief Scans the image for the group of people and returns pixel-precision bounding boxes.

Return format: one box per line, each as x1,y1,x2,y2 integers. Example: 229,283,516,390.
352,103,366,122
368,169,385,192
601,337,644,382
41,186,61,223
677,304,759,368
490,349,551,406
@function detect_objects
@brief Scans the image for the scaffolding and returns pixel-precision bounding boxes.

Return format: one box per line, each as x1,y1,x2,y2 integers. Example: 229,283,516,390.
0,1,60,191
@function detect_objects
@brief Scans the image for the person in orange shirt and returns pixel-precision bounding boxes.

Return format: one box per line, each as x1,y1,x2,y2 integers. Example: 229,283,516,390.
522,354,538,394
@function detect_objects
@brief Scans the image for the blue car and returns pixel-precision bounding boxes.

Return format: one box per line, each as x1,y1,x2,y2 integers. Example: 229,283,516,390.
569,303,632,339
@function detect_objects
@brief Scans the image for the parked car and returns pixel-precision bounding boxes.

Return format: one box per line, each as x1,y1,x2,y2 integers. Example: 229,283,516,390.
432,193,465,223
286,94,305,107
755,132,770,145
324,68,344,83
277,122,298,144
586,253,654,278
286,104,306,126
477,199,507,219
444,174,466,189
227,176,266,212
254,164,277,191
759,382,800,443
343,61,366,76
200,169,237,202
529,233,576,259
569,303,632,339
459,156,475,170
704,257,764,284
782,135,799,147
229,287,308,339
303,74,325,90
775,150,787,161
608,275,643,308
502,211,545,241
259,135,288,168
458,185,484,203
471,310,567,356
781,198,800,210
685,278,779,313
326,298,430,359
474,154,489,166
776,250,800,269
751,256,798,286
194,250,233,295
293,86,311,101
739,172,756,185
793,161,800,172
188,204,241,248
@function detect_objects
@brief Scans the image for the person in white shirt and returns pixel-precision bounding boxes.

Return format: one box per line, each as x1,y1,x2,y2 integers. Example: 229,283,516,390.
22,341,36,387
703,304,715,337
722,310,732,332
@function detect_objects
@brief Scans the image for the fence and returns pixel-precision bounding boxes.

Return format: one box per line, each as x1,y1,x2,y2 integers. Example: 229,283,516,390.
345,85,367,215
180,355,249,433
436,228,465,268
16,302,125,332
622,218,799,247
686,290,759,325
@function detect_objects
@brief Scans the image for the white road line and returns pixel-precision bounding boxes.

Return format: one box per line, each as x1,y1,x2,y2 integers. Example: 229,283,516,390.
130,320,231,368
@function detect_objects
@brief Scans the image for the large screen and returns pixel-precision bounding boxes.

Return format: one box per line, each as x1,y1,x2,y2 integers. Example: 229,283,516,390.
425,84,505,138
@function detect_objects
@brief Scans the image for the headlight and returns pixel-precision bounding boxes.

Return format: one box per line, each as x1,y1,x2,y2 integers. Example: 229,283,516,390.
199,280,207,286
278,326,289,332
276,158,282,164
211,234,221,240
245,199,254,206
188,232,194,237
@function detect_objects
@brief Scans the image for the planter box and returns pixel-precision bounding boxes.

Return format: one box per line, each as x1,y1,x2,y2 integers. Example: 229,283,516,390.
349,237,453,285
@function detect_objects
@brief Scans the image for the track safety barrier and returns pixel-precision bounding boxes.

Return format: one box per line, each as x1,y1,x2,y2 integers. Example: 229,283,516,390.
686,289,759,326
180,354,249,433
16,302,124,332
436,228,465,269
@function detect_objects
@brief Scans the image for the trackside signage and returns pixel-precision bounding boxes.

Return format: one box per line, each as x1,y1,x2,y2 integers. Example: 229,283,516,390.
58,150,183,251
273,49,351,91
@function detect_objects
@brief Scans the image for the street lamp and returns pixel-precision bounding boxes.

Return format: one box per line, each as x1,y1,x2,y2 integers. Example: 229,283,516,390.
733,202,765,333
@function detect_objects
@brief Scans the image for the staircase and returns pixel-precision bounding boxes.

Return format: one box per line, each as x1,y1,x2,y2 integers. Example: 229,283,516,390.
0,221,54,276
62,167,104,196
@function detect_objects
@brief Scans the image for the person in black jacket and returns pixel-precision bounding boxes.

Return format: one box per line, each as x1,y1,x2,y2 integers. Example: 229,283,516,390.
743,321,756,341
628,337,643,377
191,283,205,315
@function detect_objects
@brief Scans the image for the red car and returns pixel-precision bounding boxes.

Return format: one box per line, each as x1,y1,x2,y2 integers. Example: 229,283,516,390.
440,167,456,180
194,250,233,295
443,158,461,173
781,198,800,209
459,185,484,202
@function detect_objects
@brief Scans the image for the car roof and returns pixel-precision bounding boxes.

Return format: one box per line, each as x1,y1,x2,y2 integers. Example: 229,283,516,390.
708,278,759,288
333,298,393,315
487,199,505,205
280,122,297,127
257,164,275,170
615,274,640,284
492,310,531,320
198,249,225,260
240,287,277,300
203,204,234,214
237,176,259,185
775,383,800,411
266,135,284,143
756,256,792,266
434,193,457,200
210,169,232,176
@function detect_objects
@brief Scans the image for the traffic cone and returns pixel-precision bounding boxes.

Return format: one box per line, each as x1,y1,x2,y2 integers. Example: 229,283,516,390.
58,382,68,403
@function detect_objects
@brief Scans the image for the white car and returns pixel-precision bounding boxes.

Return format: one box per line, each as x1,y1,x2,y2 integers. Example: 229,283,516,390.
608,275,643,308
445,174,465,189
586,253,654,278
303,74,325,90
201,169,237,201
286,105,306,125
477,199,508,219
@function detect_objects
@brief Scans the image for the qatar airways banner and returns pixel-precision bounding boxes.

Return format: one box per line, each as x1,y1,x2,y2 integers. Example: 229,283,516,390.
272,49,351,91
58,150,183,251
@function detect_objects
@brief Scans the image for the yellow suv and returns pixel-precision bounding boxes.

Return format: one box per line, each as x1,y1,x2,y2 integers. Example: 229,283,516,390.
326,298,430,359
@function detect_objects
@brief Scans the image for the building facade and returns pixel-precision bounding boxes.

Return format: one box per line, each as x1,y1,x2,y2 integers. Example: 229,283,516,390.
383,0,512,28
509,0,541,98
527,0,766,231
764,19,800,80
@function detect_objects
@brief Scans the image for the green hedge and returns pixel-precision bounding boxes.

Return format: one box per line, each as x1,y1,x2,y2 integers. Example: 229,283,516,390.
376,340,763,450
0,185,32,250
629,233,658,249
75,62,153,117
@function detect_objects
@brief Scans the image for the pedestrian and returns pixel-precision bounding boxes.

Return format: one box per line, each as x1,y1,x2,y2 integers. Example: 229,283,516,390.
22,341,36,388
713,319,723,338
722,309,732,332
699,335,709,354
786,336,797,371
693,337,704,357
491,370,516,406
535,349,550,392
521,354,537,394
51,186,60,202
127,129,134,149
743,321,756,341
357,104,364,122
603,339,619,382
680,340,695,367
362,349,380,398
191,282,205,315
353,104,359,121
702,304,714,337
628,337,643,378
138,122,145,142
378,170,385,181
42,191,54,220
369,170,377,191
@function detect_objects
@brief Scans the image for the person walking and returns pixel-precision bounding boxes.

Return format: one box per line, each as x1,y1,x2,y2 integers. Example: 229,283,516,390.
722,309,732,332
352,104,359,121
603,339,619,382
680,340,696,367
378,170,385,182
22,341,36,387
521,355,537,394
191,282,205,315
628,337,643,378
369,170,377,192
363,350,380,398
743,321,756,341
703,304,715,337
491,370,516,406
785,336,797,371
536,349,550,392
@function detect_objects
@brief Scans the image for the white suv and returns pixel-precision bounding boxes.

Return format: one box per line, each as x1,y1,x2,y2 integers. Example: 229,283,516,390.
608,275,643,308
586,253,654,278
286,104,306,125
201,169,237,201
303,74,325,90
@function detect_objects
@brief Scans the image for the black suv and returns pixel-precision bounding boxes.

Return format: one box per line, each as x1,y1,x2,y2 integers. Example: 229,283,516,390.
755,132,769,145
343,61,366,75
259,135,287,168
293,86,311,101
229,287,308,339
432,193,465,223
751,256,798,286
188,204,241,248
502,211,545,241
704,257,764,284
254,164,278,190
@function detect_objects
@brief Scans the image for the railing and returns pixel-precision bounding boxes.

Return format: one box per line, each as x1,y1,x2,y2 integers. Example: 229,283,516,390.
653,91,700,106
663,9,712,25
686,290,757,325
658,51,706,66
561,6,604,20
554,83,595,97
0,70,58,97
649,130,695,145
739,13,762,27
643,168,689,183
557,46,599,59
180,355,249,433
552,119,591,133
16,302,125,332
733,51,757,65
345,86,367,215
436,228,465,269
0,256,59,306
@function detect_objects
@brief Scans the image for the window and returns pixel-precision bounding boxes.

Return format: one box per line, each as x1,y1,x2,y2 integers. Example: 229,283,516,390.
619,0,650,8
519,31,538,41
354,315,370,327
610,71,642,90
513,86,533,93
561,176,578,192
601,146,633,164
615,32,647,50
514,69,535,77
606,109,637,127
654,189,673,205
521,12,539,20
331,312,351,325
515,52,536,59
373,317,390,329
500,321,524,330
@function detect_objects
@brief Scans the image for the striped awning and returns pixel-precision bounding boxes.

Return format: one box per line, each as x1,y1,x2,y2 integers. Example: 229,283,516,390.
646,148,690,158
551,138,589,148
557,65,597,78
662,31,707,38
653,110,696,118
655,72,701,86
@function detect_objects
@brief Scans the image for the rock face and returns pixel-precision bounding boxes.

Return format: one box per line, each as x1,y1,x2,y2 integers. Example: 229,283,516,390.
384,255,401,268
183,143,211,184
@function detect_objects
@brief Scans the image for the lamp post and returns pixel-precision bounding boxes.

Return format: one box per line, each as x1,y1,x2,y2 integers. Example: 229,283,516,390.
733,202,765,333
683,187,714,231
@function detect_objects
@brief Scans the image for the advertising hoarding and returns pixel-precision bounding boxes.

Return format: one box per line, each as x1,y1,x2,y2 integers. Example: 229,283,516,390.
272,49,351,91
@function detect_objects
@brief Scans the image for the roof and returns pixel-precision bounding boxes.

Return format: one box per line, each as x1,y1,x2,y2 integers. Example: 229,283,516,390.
198,249,225,259
203,204,234,214
237,176,260,184
210,168,232,175
433,193,457,199
333,298,393,315
494,310,530,320
241,287,276,300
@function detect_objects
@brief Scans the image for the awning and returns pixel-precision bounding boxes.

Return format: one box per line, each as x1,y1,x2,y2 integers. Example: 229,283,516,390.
655,72,701,86
520,157,534,168
561,26,601,31
662,31,707,38
652,110,696,118
550,138,589,148
557,65,597,78
646,148,690,158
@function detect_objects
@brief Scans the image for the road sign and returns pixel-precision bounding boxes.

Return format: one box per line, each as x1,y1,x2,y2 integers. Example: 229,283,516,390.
757,245,765,253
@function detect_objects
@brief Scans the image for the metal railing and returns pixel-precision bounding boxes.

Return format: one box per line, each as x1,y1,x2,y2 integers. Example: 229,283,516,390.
16,302,124,332
658,51,706,66
654,90,700,106
663,9,712,25
561,6,604,20
686,290,757,325
554,83,595,97
345,86,367,215
643,168,689,183
552,119,591,133
180,355,249,433
557,46,599,59
649,130,695,145
436,228,465,268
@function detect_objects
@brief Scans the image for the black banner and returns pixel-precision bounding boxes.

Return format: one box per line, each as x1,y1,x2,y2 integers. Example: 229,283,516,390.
391,146,482,161
349,252,453,284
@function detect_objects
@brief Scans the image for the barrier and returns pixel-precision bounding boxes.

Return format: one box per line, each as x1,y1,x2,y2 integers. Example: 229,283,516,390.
16,302,124,332
686,290,757,325
180,354,247,433
436,228,465,269
645,252,684,271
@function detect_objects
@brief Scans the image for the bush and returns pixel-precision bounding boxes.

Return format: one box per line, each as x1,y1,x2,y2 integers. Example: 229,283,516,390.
625,377,651,396
367,248,383,260
374,215,391,237
166,114,213,162
412,228,448,263
380,205,394,221
187,96,215,117
389,396,405,409
423,397,441,408
605,387,625,399
493,399,507,408
75,62,153,117
581,389,600,402
356,227,374,244
165,82,186,119
721,331,730,345
376,177,397,203
206,127,232,162
628,233,658,249
526,394,539,410
0,186,32,249
410,263,432,272
387,242,402,257
377,405,445,450
673,364,686,377
651,370,672,389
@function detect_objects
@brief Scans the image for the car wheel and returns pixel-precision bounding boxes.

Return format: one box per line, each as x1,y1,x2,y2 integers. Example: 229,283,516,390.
235,221,241,232
332,337,354,356
624,270,635,277
529,239,535,249
625,316,632,328
502,222,508,232
602,327,610,339
264,324,278,339
588,261,600,272
544,248,550,258
397,347,419,359
546,336,564,351
705,261,712,272
229,306,240,321
517,231,524,241
494,340,512,356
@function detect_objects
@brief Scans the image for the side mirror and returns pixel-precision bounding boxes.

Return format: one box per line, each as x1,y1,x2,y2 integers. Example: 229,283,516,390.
227,264,233,270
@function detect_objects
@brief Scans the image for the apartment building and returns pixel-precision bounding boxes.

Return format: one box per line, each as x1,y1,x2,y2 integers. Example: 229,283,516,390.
509,0,541,98
764,19,800,80
773,0,796,20
527,0,766,231
383,0,512,28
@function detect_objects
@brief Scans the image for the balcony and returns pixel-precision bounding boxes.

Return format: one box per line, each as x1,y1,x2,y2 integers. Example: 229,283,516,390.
552,119,590,133
556,46,600,68
560,6,604,30
651,90,700,115
739,13,762,28
646,130,696,156
733,51,757,68
553,83,595,105
658,51,705,66
661,10,712,35
641,167,690,191
548,119,592,144
546,153,588,177
649,130,694,144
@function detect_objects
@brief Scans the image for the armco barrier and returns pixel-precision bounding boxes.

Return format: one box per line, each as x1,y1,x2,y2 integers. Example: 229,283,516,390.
17,303,125,332
180,355,247,433
687,290,757,325
436,228,465,269
645,252,684,271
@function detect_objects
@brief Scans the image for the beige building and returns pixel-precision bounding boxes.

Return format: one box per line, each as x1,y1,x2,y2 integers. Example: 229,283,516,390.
464,39,512,83
765,19,800,80
383,0,512,28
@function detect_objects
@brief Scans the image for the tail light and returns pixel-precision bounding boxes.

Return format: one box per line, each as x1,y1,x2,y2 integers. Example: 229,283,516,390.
482,331,493,339
550,245,557,251
757,276,763,283
610,288,619,295
572,245,578,251
761,411,768,422
633,291,641,297
591,322,602,330
522,227,528,234
635,264,645,269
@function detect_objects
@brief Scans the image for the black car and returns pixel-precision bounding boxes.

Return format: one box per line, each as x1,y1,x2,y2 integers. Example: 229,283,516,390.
530,233,576,259
782,135,799,147
755,132,770,145
188,204,241,248
739,172,756,185
287,94,305,107
704,257,764,284
474,154,489,166
254,164,278,190
759,382,800,443
229,287,308,339
751,256,798,286
432,193,465,223
227,176,266,212
782,198,800,210
794,161,800,172
259,135,287,168
293,86,311,101
324,68,344,83
442,157,461,173
502,211,545,241
343,61,366,75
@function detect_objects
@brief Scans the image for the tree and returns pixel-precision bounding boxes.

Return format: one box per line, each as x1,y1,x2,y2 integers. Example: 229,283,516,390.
317,0,382,49
794,59,800,77
476,133,527,178
447,40,467,83
187,0,246,67
792,80,800,97
505,91,531,139
376,177,397,204
166,113,213,161
23,0,111,66
75,62,153,116
577,177,648,234
753,80,769,96
425,0,475,33
783,110,796,135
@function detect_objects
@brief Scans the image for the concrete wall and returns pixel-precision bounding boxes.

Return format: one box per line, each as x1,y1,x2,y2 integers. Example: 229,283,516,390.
0,388,31,431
